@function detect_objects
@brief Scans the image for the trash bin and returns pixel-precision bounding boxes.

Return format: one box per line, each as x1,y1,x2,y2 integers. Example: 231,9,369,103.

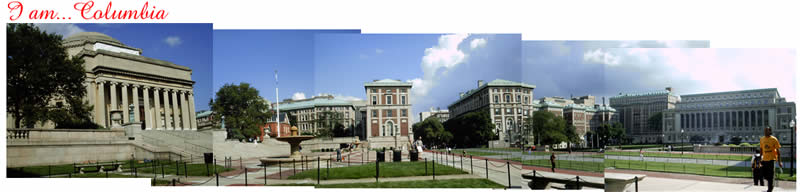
393,150,402,162
376,151,385,162
410,150,418,161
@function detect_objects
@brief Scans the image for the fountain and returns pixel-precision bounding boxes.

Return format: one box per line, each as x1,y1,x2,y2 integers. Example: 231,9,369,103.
276,126,315,159
259,126,321,165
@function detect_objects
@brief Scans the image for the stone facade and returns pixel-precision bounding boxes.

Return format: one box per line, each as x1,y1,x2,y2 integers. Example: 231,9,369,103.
419,107,450,122
271,95,356,135
6,32,200,130
448,79,536,145
663,88,796,144
610,87,678,143
365,79,413,149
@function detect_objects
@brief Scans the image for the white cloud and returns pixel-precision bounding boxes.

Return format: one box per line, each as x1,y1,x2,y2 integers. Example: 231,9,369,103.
583,48,621,66
164,36,182,47
291,92,306,100
470,38,487,49
33,23,85,38
411,34,471,102
375,49,384,54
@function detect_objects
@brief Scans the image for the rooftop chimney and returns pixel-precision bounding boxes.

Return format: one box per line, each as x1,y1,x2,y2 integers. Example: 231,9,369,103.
478,80,485,88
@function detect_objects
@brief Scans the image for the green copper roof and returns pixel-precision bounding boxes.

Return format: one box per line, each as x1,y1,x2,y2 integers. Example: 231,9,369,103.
448,79,536,107
196,110,213,118
681,88,778,97
611,90,673,99
278,97,355,111
364,79,412,87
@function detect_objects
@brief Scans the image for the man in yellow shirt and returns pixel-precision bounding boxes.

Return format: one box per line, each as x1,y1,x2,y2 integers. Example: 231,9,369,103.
760,127,783,192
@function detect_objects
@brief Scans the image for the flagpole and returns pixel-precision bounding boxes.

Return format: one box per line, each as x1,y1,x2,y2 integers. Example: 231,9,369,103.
275,69,280,137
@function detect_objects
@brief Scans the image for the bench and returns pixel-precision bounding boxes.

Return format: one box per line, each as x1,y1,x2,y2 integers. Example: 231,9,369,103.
604,173,646,192
74,162,123,174
522,170,604,190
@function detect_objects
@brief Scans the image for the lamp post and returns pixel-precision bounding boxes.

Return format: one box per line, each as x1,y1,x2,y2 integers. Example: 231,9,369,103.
681,129,685,155
791,119,795,177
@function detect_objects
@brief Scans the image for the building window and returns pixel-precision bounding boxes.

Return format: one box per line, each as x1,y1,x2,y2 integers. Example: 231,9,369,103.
401,96,406,105
372,96,377,105
387,95,392,105
401,109,407,117
371,89,376,93
494,95,499,103
387,89,392,94
387,110,393,117
517,95,521,102
505,95,510,102
524,97,529,104
401,88,406,93
372,110,377,117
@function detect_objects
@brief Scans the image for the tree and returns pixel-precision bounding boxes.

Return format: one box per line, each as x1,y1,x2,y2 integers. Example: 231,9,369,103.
444,110,496,148
525,111,570,147
210,83,272,141
7,23,94,128
596,122,626,147
730,136,743,145
413,117,452,148
564,124,581,150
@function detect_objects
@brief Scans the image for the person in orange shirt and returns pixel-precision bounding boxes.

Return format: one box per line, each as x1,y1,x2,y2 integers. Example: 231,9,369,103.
760,127,783,192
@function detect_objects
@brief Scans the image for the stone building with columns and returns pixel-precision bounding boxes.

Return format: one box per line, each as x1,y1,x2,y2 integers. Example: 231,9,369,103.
662,88,796,144
64,32,198,130
448,79,536,146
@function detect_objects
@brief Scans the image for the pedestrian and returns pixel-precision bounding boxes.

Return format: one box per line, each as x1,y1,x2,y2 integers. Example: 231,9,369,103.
336,148,342,162
752,149,764,186
639,149,644,161
550,153,557,172
759,127,783,192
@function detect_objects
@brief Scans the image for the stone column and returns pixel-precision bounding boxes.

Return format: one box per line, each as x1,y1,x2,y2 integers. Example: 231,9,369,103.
162,88,172,130
143,86,152,130
153,88,162,130
132,85,140,123
171,89,180,130
188,92,197,130
121,83,129,124
110,82,118,112
95,80,107,128
179,91,190,129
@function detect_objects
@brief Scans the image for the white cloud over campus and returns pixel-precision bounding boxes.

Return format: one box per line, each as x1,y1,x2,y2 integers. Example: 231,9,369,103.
33,23,85,38
408,34,470,107
523,41,794,107
291,92,306,100
164,36,183,47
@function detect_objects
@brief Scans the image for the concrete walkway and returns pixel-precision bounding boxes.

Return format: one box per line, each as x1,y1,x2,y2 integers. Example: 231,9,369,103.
607,169,796,191
423,150,524,189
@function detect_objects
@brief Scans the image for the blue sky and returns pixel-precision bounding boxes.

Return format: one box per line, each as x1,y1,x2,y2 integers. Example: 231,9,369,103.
34,23,213,111
313,34,521,122
522,41,796,104
212,30,360,105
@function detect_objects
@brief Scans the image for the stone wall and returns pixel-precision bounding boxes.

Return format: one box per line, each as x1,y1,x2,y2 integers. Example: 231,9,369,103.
298,137,360,152
210,130,290,160
367,136,411,150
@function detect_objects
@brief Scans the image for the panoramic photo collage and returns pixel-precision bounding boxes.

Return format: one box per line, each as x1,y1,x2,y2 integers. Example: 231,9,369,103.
5,23,797,192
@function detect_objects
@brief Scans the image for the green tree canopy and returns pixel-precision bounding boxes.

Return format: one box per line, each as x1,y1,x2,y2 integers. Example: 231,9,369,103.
7,23,94,128
210,83,272,141
596,122,626,147
413,117,452,147
443,110,496,148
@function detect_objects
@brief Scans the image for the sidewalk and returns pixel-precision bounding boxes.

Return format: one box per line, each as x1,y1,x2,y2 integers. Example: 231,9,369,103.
607,168,796,191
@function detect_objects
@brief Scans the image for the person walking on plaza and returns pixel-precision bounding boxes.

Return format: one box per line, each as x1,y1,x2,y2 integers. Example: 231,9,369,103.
751,149,764,186
550,153,557,172
760,127,783,192
336,148,342,162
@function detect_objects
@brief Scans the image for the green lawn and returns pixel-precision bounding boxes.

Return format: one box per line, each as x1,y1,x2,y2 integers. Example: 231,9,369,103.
506,157,604,173
287,161,467,180
605,151,792,162
605,159,796,181
271,178,505,188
